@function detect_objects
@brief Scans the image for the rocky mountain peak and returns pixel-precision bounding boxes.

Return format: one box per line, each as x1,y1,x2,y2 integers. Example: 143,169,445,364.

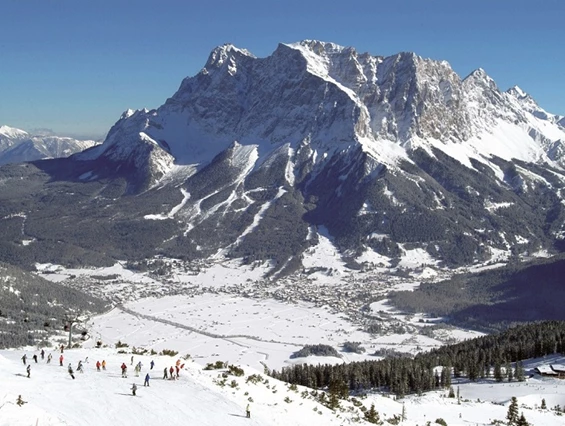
203,43,255,75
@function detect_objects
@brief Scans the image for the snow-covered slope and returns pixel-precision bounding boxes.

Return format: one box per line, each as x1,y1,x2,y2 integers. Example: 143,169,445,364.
3,343,565,426
0,346,367,426
0,125,29,153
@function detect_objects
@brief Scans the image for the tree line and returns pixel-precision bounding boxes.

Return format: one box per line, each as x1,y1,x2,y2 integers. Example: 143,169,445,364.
269,321,565,397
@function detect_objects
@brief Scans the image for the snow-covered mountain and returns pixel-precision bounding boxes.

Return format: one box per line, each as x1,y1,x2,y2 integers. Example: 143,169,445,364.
1,41,565,275
0,125,98,165
0,125,29,152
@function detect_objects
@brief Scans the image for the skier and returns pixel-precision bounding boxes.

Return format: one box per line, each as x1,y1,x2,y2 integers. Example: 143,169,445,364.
59,354,64,366
77,360,84,373
60,344,64,353
246,403,251,418
68,364,75,380
163,367,168,379
150,360,155,370
32,354,38,363
135,361,142,377
144,373,150,387
169,366,174,380
47,353,52,364
16,395,27,406
130,355,134,366
26,365,31,378
40,349,45,360
21,354,27,365
131,383,137,396
101,359,106,370
175,365,180,378
96,360,101,371
121,362,128,378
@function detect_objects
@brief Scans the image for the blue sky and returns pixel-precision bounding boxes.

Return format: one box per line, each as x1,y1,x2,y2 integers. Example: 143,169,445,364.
1,0,563,139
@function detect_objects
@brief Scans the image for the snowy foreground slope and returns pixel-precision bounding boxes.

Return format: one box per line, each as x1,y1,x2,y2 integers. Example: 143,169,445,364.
0,347,352,426
3,345,565,425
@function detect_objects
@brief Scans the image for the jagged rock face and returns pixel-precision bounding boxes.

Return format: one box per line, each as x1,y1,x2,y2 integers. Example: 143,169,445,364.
0,41,565,275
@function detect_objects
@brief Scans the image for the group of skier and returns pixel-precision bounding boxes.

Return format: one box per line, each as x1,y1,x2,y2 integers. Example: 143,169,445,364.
16,350,253,419
162,359,184,380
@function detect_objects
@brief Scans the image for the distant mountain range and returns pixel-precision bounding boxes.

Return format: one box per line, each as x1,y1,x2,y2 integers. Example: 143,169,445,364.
0,40,564,276
0,125,98,165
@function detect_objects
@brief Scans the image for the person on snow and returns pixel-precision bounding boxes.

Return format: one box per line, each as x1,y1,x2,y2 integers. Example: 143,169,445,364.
40,349,45,360
121,363,128,378
101,360,106,370
131,383,137,396
77,360,84,373
134,361,142,377
246,403,251,418
59,354,64,366
150,360,154,370
47,353,52,364
26,364,31,378
163,367,168,379
144,373,150,387
32,354,38,363
21,354,27,365
175,365,180,378
60,344,64,353
68,364,75,379
96,360,101,371
16,395,27,406
169,366,174,380
130,355,134,366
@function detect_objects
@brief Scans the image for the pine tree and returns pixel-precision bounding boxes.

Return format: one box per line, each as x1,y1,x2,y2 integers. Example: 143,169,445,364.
507,396,519,425
441,364,451,388
515,361,525,382
505,360,513,382
494,361,503,382
364,403,380,424
516,412,529,426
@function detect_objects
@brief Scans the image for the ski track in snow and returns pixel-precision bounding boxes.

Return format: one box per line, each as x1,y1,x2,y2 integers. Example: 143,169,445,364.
144,188,191,220
216,186,287,257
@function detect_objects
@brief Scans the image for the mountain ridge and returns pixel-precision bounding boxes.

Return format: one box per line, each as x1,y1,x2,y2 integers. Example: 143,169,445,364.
0,125,99,165
0,40,564,276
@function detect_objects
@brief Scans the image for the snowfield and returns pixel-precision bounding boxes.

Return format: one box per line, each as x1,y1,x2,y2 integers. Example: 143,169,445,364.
3,344,565,425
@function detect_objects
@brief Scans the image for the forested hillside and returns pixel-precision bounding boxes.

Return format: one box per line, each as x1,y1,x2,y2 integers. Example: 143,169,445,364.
0,262,109,348
388,256,565,330
271,321,565,397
